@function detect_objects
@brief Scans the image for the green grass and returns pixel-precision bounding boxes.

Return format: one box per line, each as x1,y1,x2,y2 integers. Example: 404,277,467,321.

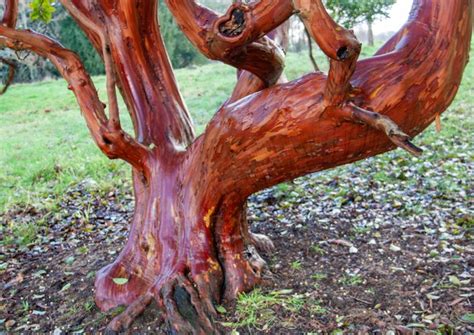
222,289,305,330
0,41,472,212
339,274,364,286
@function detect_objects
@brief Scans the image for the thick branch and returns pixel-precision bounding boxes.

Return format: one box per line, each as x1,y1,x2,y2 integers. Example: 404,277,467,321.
192,0,471,200
165,0,293,85
62,0,195,150
294,0,361,106
1,0,18,27
0,26,150,174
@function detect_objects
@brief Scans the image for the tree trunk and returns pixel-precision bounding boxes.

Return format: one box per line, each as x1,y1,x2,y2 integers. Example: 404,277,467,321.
367,20,374,46
0,0,471,333
94,156,268,333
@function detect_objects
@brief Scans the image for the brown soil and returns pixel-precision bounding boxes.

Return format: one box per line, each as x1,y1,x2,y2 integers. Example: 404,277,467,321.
1,158,473,334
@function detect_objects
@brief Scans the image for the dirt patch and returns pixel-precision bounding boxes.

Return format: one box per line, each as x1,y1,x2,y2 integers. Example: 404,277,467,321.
1,153,473,334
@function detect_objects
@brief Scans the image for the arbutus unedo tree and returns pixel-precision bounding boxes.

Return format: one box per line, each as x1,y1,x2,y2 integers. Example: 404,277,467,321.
0,0,472,333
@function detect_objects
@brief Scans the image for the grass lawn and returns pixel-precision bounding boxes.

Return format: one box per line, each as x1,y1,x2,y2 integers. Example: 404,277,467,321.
0,42,473,334
0,43,472,213
0,44,371,211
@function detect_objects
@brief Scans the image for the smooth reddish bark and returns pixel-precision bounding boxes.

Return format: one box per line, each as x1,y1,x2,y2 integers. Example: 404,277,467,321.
0,0,471,333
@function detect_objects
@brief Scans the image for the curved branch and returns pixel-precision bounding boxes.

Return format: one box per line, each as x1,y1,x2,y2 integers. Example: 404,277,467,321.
192,0,471,200
227,21,291,104
1,0,18,27
0,26,151,175
165,0,293,85
62,0,195,150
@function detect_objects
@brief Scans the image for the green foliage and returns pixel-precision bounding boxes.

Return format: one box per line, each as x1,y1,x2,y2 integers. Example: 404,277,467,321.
29,0,55,23
325,0,396,27
158,2,205,68
56,11,104,76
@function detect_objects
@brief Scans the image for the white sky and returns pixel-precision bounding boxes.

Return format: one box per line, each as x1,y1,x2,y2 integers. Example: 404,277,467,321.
372,0,413,33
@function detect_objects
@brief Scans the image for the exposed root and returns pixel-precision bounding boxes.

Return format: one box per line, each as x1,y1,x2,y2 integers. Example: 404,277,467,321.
220,245,267,303
158,275,219,334
0,57,15,95
249,232,275,253
106,294,154,333
104,272,221,334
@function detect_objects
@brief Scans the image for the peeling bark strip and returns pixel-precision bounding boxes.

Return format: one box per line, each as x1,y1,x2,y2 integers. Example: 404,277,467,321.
1,0,472,333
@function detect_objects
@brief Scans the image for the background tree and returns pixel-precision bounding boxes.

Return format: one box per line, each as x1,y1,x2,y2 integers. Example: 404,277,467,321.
158,1,205,69
325,0,396,45
0,0,471,333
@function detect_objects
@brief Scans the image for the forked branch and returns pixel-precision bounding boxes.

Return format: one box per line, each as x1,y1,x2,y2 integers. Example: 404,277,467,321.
0,26,150,174
61,0,196,149
294,0,361,105
165,0,293,85
60,0,121,130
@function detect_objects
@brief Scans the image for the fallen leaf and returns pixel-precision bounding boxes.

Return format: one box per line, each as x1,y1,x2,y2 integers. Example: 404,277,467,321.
215,305,227,314
390,244,401,252
449,298,464,306
449,275,461,286
65,256,75,265
112,278,128,285
461,313,474,324
61,283,71,291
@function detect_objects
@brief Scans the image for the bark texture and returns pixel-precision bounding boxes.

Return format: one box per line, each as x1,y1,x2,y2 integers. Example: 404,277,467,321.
0,0,472,333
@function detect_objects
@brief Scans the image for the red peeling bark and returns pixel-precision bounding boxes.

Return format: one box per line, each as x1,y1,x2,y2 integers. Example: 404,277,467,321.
0,0,472,333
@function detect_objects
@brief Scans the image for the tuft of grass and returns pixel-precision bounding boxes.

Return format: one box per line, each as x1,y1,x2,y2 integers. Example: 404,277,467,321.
310,244,326,255
1,221,41,247
291,260,302,270
339,274,364,286
224,289,305,330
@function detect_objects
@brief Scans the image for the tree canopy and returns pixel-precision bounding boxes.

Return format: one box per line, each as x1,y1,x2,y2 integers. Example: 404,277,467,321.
325,0,396,27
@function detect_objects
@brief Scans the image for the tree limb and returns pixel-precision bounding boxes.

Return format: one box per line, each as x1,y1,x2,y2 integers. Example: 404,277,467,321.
294,0,361,106
165,0,293,85
192,0,470,199
60,0,120,130
1,0,18,27
61,0,196,150
0,26,151,175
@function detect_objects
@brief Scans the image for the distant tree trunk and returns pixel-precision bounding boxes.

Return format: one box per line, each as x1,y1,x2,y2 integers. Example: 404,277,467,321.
0,0,471,333
303,21,319,71
367,19,374,46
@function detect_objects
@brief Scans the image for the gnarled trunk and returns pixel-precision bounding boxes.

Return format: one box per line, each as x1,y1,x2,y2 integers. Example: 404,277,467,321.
0,0,471,333
94,153,267,332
